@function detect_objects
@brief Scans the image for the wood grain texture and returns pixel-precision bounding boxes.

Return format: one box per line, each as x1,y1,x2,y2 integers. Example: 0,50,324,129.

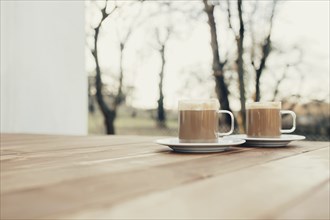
274,180,330,220
0,134,329,219
85,148,329,220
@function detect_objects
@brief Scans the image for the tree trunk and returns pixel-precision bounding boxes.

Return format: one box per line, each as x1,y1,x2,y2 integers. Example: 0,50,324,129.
236,0,246,131
105,111,116,134
94,56,117,134
88,80,95,113
214,73,232,125
254,41,270,102
253,2,276,101
116,43,125,105
203,0,232,126
93,23,116,134
255,73,261,102
157,45,166,127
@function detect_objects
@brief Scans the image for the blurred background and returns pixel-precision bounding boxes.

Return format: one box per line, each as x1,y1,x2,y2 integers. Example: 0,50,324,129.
86,0,329,140
1,1,329,141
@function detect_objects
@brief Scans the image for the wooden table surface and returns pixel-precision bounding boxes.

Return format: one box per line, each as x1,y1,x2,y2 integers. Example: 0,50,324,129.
0,133,329,219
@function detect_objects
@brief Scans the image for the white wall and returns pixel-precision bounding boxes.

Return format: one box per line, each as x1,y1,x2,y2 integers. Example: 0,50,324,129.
1,1,87,135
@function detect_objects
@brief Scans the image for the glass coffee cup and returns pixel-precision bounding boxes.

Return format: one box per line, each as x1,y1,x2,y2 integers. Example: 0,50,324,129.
246,102,296,138
178,99,234,143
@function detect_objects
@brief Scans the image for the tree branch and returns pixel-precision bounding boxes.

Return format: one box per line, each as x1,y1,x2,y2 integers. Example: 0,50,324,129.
272,47,303,101
249,1,258,71
226,0,237,37
203,0,233,126
91,0,119,134
254,1,277,101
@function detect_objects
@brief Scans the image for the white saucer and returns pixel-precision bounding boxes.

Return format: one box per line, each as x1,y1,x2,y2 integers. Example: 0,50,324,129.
226,134,306,147
155,137,246,153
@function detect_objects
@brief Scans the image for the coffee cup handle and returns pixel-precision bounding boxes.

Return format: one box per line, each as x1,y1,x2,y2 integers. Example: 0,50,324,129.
280,110,296,133
217,110,234,136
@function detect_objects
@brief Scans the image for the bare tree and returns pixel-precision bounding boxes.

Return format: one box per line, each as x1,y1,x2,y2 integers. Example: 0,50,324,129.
88,1,144,134
237,0,246,128
202,0,280,130
251,1,277,102
152,27,172,128
147,1,195,127
272,47,304,108
226,0,246,129
114,3,144,106
203,0,232,126
90,2,118,134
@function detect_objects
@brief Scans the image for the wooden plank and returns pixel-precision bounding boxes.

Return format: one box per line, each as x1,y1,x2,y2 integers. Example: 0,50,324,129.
1,134,159,151
0,133,83,145
2,144,243,193
0,135,244,194
1,140,323,194
1,139,325,175
1,141,327,219
274,180,330,220
0,139,160,161
55,147,329,220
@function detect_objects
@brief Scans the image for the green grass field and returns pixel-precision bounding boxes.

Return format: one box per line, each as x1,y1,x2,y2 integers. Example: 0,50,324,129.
88,107,178,136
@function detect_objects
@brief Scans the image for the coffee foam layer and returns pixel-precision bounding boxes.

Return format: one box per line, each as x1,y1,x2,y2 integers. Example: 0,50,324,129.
179,99,220,110
246,102,281,109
